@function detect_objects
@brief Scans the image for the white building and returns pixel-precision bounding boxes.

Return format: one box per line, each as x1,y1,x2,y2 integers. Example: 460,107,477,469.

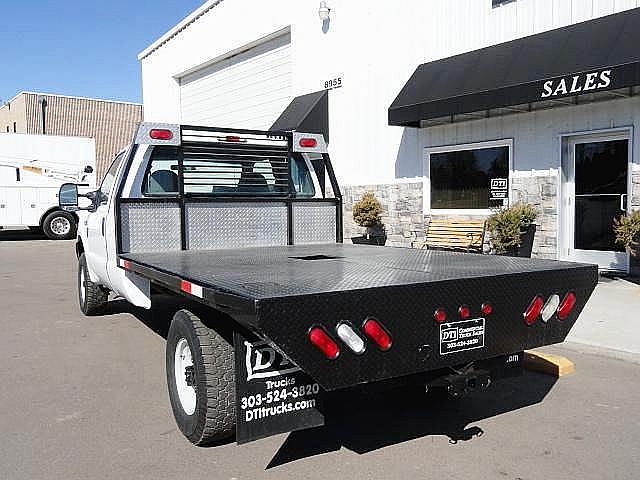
139,0,640,273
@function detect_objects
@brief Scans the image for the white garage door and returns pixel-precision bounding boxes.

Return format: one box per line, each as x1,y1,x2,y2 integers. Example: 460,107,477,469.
179,32,292,130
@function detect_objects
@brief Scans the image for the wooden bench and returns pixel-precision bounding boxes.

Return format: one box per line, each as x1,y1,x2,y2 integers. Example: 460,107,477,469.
417,219,486,253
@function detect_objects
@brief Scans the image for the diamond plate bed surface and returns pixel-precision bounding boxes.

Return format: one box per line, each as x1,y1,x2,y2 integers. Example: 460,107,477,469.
120,244,594,301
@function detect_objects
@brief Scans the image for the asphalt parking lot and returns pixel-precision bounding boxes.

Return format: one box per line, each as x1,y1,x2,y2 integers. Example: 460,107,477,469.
1,232,639,480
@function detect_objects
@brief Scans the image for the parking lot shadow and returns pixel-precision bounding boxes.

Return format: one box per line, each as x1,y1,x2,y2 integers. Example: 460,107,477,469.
0,228,48,241
267,372,557,469
105,294,189,339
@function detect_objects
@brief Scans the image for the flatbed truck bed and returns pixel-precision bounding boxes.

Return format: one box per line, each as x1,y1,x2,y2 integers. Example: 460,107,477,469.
119,243,593,301
119,244,597,392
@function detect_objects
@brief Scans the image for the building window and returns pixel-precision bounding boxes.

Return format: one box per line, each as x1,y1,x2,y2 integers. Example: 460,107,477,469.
426,140,511,211
5,126,8,133
13,122,16,133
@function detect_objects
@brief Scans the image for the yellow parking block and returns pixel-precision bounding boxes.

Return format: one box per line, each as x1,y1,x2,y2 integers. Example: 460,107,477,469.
524,350,575,377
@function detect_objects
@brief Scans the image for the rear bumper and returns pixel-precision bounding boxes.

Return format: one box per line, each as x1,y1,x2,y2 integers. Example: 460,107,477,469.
254,264,597,391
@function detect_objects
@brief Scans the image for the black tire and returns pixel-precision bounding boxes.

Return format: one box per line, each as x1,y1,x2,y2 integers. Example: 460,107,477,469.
78,253,108,315
166,309,235,446
42,210,76,240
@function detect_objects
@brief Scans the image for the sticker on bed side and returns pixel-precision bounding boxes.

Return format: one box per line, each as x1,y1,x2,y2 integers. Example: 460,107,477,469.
234,332,326,444
440,318,485,355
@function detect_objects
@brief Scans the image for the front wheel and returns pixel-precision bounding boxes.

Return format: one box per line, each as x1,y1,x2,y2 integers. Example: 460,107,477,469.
42,210,76,240
78,253,108,315
166,309,236,445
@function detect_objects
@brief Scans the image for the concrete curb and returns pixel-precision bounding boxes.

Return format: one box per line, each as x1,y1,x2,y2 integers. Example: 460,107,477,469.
558,341,640,365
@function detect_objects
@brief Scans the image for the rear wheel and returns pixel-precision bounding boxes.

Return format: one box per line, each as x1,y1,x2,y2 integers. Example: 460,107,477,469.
78,253,108,315
166,309,235,445
42,210,76,240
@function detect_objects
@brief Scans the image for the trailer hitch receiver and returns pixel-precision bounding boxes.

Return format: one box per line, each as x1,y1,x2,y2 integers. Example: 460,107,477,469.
430,369,492,398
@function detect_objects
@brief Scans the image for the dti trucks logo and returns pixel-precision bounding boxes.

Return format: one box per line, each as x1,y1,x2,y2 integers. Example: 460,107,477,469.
490,178,508,190
244,340,301,381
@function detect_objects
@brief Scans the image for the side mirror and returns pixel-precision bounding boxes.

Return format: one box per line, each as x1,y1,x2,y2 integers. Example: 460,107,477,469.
59,183,80,211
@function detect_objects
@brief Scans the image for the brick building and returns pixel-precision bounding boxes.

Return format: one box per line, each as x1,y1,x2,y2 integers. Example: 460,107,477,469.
0,92,143,179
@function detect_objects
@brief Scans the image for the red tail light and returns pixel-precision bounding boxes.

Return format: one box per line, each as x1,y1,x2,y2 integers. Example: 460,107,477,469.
363,318,392,351
458,305,471,320
524,295,544,325
223,135,243,142
149,129,173,140
308,327,340,359
481,303,493,315
433,308,447,323
299,137,317,148
557,292,577,320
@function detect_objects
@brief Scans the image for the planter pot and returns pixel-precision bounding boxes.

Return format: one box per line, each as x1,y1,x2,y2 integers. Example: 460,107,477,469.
497,224,537,258
516,224,536,258
351,234,387,246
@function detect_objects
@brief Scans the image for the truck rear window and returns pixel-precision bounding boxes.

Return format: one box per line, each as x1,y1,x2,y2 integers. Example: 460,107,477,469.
143,146,314,197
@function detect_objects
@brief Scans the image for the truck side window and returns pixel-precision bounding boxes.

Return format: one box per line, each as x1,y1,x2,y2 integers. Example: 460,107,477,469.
143,147,179,195
291,155,315,197
98,153,124,204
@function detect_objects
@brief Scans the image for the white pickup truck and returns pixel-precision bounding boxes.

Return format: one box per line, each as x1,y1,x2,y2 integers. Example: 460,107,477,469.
59,122,597,446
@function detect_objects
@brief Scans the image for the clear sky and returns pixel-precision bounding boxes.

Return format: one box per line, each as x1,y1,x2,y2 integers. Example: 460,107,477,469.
0,0,206,104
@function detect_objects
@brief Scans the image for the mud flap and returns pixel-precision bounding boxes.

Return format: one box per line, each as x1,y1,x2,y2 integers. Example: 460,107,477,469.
234,331,326,444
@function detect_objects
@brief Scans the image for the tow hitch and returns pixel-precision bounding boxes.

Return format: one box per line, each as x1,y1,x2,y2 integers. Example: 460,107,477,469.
441,370,492,398
427,365,493,398
426,353,524,398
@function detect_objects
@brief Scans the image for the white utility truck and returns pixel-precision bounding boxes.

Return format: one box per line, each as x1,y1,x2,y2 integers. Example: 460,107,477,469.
0,133,96,239
58,122,596,446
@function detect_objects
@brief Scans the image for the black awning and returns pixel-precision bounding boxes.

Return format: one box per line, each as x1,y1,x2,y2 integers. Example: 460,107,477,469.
389,8,640,127
270,89,329,141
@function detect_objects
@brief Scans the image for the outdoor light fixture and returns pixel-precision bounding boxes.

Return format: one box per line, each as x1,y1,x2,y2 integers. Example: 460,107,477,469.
318,1,331,21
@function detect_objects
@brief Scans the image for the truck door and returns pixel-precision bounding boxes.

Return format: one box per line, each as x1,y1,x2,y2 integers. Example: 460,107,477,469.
19,188,40,227
84,153,124,283
0,166,22,226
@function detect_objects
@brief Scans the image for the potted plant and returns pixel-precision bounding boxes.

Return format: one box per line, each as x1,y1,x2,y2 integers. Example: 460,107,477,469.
614,210,640,276
487,202,539,257
351,192,387,246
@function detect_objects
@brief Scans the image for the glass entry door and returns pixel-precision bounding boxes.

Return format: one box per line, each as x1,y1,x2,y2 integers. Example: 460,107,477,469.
566,135,629,271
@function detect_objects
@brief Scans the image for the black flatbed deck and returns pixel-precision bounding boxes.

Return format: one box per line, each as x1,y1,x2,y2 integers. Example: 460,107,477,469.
120,244,598,390
120,244,593,301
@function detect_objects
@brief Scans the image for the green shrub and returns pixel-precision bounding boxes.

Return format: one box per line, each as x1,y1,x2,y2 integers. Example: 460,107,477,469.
614,210,640,253
486,202,539,253
353,192,383,228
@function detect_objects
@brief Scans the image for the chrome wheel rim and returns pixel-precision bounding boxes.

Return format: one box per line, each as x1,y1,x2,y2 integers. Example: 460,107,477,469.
50,217,71,236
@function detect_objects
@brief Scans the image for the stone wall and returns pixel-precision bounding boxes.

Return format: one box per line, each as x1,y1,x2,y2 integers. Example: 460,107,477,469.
510,170,559,259
342,182,424,247
340,169,639,273
342,174,561,256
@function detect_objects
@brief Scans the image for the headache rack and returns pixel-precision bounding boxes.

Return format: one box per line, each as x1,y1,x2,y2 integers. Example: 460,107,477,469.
115,125,343,255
